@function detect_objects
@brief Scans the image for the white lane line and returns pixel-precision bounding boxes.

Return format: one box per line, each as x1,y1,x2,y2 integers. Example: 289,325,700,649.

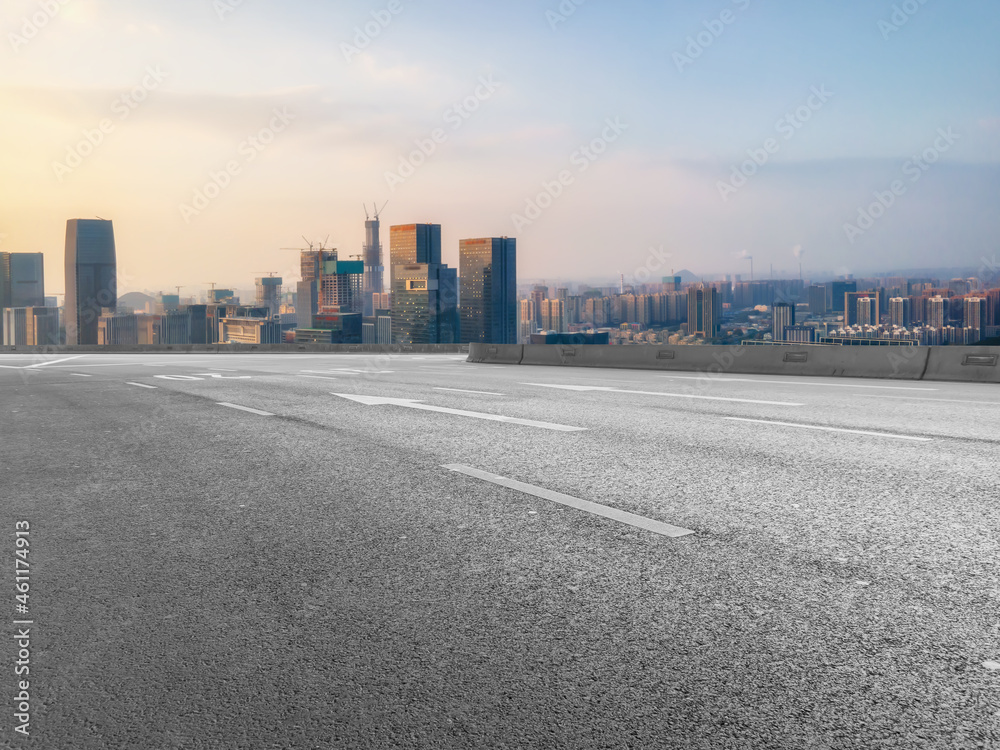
658,375,937,392
297,374,340,381
443,464,694,539
217,402,274,416
858,394,1000,406
525,383,803,407
71,373,92,377
126,382,158,389
208,368,238,372
25,356,86,369
434,387,503,396
333,393,585,432
723,417,932,442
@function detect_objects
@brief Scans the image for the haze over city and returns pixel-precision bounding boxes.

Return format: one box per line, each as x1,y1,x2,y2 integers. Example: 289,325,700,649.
2,0,999,294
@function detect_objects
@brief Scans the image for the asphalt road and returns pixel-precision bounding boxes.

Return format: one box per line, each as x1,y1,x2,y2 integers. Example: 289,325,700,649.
1,352,998,750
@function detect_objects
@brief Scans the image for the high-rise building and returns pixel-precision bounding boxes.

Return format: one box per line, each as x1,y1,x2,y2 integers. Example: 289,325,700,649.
772,302,795,341
391,263,459,344
518,298,535,342
964,297,987,331
830,280,857,313
807,284,826,315
255,276,282,317
65,219,117,345
0,252,45,342
389,224,441,289
888,297,911,328
98,310,139,345
320,260,364,314
856,296,877,327
363,207,385,316
845,292,878,326
540,298,566,332
687,285,720,338
926,296,948,329
458,237,517,345
530,285,548,323
2,307,58,346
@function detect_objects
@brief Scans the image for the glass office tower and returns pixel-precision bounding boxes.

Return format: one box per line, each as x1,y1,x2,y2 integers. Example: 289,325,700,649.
458,237,516,344
65,219,117,345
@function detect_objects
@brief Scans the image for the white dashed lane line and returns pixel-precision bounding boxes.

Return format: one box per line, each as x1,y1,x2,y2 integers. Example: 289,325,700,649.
217,402,274,416
723,417,932,442
126,382,158,389
433,387,503,396
443,464,695,539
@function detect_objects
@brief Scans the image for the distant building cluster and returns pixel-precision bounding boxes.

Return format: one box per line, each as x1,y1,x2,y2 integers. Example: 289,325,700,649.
515,275,1000,347
2,216,518,347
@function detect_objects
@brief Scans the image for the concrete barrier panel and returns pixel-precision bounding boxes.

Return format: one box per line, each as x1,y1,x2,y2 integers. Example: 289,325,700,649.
467,343,523,364
923,346,1000,383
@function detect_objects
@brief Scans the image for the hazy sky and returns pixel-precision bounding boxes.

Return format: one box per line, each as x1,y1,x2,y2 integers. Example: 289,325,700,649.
2,0,998,296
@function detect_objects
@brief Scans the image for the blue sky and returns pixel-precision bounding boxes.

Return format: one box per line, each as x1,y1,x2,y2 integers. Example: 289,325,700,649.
1,0,998,294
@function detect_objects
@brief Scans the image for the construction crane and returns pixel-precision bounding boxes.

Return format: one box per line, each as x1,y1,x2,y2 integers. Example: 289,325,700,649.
252,271,280,278
364,201,388,221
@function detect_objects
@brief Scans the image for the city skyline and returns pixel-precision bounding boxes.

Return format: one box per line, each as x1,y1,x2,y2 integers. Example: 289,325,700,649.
2,1,998,294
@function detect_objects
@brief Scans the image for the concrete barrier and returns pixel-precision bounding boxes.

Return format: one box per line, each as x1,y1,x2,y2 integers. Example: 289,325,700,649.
923,347,1000,383
467,343,997,383
466,344,523,364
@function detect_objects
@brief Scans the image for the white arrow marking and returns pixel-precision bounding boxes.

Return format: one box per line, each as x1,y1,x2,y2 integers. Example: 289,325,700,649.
524,383,803,407
333,393,586,432
443,464,694,538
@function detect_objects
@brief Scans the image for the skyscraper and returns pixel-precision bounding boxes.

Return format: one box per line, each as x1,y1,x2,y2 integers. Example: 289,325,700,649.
0,252,45,343
458,237,516,344
391,263,458,344
255,276,282,317
540,299,566,333
772,302,794,341
687,285,720,338
389,224,441,289
65,219,116,345
518,298,535,342
889,297,911,328
363,206,386,317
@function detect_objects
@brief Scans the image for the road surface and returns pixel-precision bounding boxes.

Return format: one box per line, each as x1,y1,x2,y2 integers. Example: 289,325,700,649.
1,352,998,749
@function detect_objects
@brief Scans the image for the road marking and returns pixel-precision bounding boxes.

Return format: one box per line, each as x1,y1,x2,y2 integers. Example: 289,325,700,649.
723,417,932,442
442,464,694,538
525,383,803,407
434,387,503,396
218,402,274,416
658,375,938,391
297,374,340,381
127,382,158,389
207,368,238,372
71,373,92,377
193,373,252,379
25,356,85,369
333,393,586,432
301,369,394,375
858,394,1000,406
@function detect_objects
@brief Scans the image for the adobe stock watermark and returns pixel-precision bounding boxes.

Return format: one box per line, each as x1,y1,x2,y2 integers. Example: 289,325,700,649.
384,74,500,192
214,0,246,21
51,66,169,183
878,0,931,40
717,85,833,201
510,117,628,231
8,0,70,53
546,0,586,30
178,107,295,223
622,246,673,289
843,127,959,244
341,0,403,64
673,0,751,73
